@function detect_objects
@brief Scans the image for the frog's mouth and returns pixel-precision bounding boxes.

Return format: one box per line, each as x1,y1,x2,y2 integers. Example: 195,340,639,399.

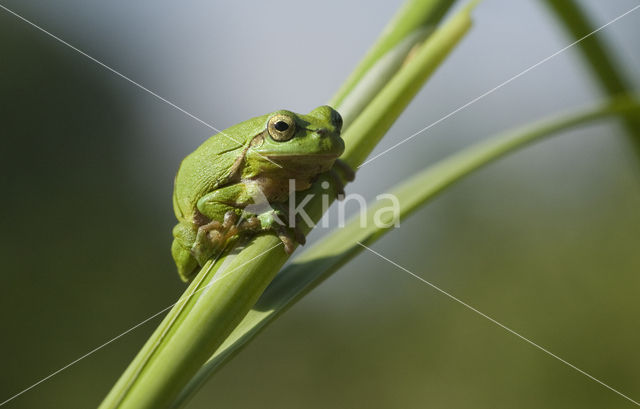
263,153,340,161
259,153,340,175
262,153,341,170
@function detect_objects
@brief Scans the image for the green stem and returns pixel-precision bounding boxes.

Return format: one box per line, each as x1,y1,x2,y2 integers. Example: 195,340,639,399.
172,96,640,407
543,0,640,160
98,245,289,409
98,2,474,408
341,1,474,168
329,0,455,110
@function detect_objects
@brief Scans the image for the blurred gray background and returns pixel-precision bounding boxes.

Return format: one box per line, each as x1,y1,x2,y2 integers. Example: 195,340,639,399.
1,0,639,408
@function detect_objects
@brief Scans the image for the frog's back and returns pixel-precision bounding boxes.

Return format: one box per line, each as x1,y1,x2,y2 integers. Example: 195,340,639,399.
173,133,245,221
172,115,269,221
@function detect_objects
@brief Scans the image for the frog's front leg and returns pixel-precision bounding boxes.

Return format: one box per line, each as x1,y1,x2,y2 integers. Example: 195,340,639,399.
325,159,355,197
267,202,306,250
197,182,301,255
193,184,255,265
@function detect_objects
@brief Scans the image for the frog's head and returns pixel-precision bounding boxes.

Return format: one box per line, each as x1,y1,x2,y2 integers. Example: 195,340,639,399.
250,105,345,171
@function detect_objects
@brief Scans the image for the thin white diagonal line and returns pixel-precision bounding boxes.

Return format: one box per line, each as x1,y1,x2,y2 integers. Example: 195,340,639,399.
0,3,282,168
0,305,173,407
358,3,640,168
0,242,283,407
357,242,640,407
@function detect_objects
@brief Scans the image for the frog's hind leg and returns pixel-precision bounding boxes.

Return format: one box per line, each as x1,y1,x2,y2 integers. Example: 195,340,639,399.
191,210,263,267
173,206,263,282
171,222,199,282
190,218,226,268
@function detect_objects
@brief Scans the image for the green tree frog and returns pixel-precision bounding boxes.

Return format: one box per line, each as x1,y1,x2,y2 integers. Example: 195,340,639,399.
171,105,349,281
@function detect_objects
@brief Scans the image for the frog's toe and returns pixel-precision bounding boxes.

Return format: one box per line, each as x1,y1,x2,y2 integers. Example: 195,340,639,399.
334,159,355,182
288,214,306,245
195,220,221,242
273,223,296,254
190,221,227,265
294,225,306,246
258,206,306,248
207,230,223,245
222,211,239,229
239,216,261,232
325,169,346,198
326,159,355,199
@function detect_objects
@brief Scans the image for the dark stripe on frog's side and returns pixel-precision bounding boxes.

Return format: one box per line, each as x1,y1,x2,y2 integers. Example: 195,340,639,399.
186,132,263,227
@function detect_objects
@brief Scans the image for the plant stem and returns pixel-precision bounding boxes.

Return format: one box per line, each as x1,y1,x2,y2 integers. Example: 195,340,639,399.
172,96,640,408
98,1,474,408
341,1,474,168
543,0,640,161
330,0,455,125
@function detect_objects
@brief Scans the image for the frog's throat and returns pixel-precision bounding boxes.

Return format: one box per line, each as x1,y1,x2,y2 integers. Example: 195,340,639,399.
241,173,315,204
263,154,341,161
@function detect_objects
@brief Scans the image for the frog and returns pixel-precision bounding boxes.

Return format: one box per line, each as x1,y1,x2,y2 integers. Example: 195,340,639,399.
171,105,351,282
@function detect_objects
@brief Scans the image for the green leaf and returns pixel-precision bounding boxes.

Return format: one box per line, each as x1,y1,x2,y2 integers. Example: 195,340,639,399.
98,2,475,408
329,0,456,112
172,96,640,407
543,0,640,161
341,1,475,168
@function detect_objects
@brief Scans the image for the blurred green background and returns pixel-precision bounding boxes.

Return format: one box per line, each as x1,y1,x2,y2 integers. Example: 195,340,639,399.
1,0,639,408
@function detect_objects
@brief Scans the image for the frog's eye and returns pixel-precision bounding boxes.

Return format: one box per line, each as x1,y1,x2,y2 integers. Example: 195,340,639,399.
267,115,296,142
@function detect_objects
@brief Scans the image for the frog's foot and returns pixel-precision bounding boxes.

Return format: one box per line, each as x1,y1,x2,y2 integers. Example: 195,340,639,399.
221,211,239,237
328,159,355,198
273,223,296,254
191,219,223,265
191,211,245,265
334,158,355,182
257,206,305,254
237,215,261,233
271,204,307,246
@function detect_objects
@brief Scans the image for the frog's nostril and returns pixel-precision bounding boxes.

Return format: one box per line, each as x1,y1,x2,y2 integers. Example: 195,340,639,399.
316,128,328,137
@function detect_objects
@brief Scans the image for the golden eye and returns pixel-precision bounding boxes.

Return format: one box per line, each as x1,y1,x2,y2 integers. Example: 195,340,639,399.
267,115,296,141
